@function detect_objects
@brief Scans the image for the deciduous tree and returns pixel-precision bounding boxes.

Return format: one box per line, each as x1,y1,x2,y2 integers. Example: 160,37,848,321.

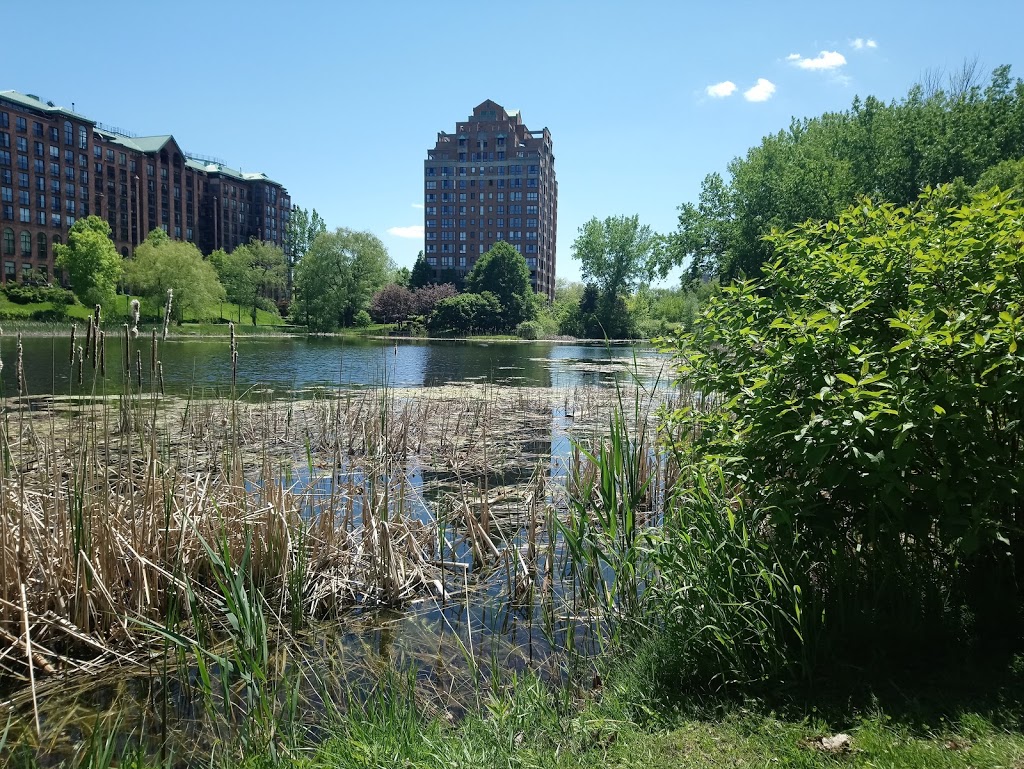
292,228,393,331
125,232,224,323
54,216,122,307
465,241,535,331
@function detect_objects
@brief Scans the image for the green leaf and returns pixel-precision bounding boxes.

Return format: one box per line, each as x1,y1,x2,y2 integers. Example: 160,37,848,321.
836,373,858,386
933,405,946,416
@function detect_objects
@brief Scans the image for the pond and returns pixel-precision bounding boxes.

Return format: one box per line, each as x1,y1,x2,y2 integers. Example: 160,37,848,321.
0,334,666,396
0,337,676,765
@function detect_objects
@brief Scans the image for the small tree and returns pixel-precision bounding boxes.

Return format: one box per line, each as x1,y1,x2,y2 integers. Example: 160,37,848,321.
214,240,286,326
125,232,225,323
54,216,122,307
409,251,432,289
465,241,535,332
292,228,393,332
369,283,413,324
411,283,458,318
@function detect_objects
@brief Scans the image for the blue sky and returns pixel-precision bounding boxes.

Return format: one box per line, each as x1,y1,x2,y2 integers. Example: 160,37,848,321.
5,1,1023,283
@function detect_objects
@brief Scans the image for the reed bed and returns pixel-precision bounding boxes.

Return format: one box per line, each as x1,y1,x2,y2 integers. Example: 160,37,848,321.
0,353,663,684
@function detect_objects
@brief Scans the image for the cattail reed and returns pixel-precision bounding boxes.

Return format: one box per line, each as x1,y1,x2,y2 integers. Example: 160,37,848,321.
130,299,140,339
16,333,23,396
91,305,102,369
123,323,130,380
99,330,106,377
150,330,157,375
162,289,173,341
69,324,76,365
77,345,84,386
85,316,94,365
135,350,142,388
230,321,237,389
157,360,164,395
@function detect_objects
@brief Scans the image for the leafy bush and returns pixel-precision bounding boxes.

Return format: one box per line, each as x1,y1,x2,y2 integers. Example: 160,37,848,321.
352,309,372,327
515,320,543,340
427,292,501,335
663,186,1024,672
4,284,41,305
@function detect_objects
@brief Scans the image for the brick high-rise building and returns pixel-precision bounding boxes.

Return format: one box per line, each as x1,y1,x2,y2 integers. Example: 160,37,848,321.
425,100,557,299
0,90,290,283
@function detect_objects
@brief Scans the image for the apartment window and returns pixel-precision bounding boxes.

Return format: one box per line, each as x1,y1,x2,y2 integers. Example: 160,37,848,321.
15,136,26,153
20,231,30,256
425,181,436,189
0,151,9,167
16,117,27,133
51,213,60,227
79,126,87,149
64,121,73,145
19,208,29,222
1,205,10,221
0,187,9,203
18,191,28,206
17,155,27,171
33,141,43,158
48,127,58,142
37,233,46,257
525,192,537,201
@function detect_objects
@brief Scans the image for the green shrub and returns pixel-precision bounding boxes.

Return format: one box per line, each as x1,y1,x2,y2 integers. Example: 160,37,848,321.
663,186,1024,671
515,320,543,339
4,284,42,304
352,309,372,327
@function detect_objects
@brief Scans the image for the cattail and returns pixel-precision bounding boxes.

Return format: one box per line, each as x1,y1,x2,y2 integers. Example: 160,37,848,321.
135,350,142,387
69,324,76,365
99,330,106,377
150,329,157,375
162,289,173,341
85,316,94,364
91,305,101,369
229,321,237,389
76,345,84,386
123,323,130,380
16,333,24,396
130,299,140,339
157,361,165,395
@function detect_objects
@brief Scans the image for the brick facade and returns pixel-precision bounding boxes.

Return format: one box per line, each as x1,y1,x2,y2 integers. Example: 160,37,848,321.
0,90,290,283
425,100,557,300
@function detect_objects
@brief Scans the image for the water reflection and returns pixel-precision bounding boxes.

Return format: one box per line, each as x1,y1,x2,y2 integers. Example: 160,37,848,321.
0,335,657,396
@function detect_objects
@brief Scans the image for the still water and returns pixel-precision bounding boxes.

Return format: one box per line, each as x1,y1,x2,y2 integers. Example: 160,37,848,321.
0,334,662,395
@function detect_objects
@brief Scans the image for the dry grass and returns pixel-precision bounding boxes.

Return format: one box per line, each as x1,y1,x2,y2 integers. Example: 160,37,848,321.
0,339,666,688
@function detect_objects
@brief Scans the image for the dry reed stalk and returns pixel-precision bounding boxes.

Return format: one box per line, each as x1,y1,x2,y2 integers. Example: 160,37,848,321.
162,289,173,340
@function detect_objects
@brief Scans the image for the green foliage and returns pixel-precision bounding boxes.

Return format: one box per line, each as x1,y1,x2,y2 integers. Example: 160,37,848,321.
283,205,326,265
572,216,661,338
975,156,1024,194
54,215,122,307
465,241,535,331
3,284,75,307
211,240,286,326
515,320,543,339
409,250,433,289
353,309,372,327
663,187,1024,670
427,291,501,335
124,233,225,323
291,228,393,331
673,65,1024,281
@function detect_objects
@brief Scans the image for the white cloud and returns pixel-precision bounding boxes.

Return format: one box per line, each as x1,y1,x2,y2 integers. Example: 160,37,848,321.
743,78,776,102
851,38,878,50
789,50,847,70
387,225,424,239
411,203,423,209
705,80,737,98
786,53,801,61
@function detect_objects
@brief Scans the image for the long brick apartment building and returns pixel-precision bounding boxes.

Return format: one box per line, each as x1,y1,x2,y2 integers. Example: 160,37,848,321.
0,90,289,283
424,100,557,299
